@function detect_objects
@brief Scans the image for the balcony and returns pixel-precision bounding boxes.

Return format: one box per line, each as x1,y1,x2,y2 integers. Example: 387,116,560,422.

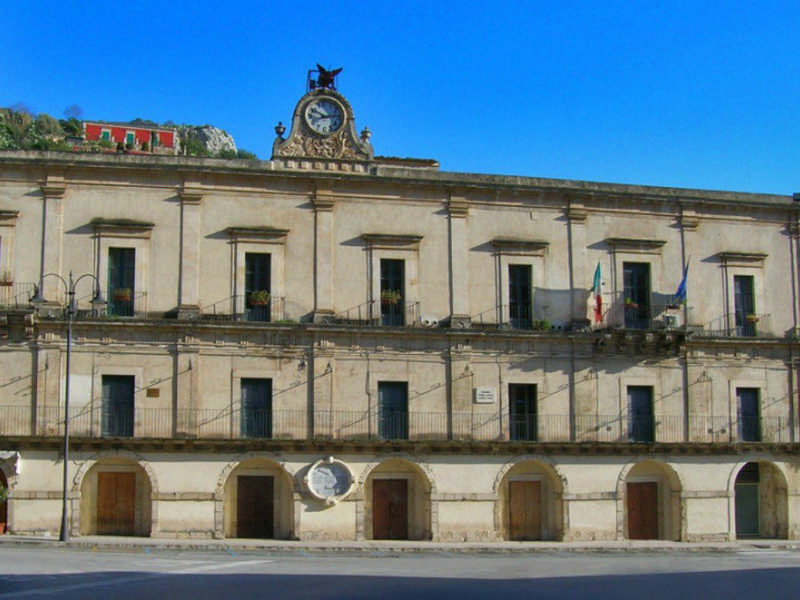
0,282,37,309
200,295,287,323
703,313,773,338
0,406,791,444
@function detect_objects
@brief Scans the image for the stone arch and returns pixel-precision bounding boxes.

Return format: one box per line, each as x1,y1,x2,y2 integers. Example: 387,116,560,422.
0,453,18,535
494,455,567,541
78,456,153,537
218,455,296,540
729,460,788,540
616,459,683,541
361,456,433,541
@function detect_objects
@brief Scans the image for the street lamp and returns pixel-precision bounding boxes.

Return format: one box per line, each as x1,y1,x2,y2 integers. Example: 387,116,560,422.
34,272,105,542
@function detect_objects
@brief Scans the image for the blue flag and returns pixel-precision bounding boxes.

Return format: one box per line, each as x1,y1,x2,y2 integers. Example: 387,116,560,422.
673,263,689,304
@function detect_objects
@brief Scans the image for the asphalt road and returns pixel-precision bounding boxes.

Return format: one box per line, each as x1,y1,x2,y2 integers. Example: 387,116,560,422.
0,546,798,599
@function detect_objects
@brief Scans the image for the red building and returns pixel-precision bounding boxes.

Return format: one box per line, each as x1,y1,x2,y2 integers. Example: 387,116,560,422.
83,122,178,154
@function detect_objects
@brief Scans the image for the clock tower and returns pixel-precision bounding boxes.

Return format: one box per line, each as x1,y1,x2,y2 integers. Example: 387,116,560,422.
271,66,374,169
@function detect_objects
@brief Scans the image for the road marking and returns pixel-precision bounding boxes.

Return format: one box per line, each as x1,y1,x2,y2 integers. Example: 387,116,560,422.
172,559,274,574
0,560,274,598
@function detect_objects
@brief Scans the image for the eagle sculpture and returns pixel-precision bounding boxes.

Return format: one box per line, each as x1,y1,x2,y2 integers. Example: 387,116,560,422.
315,64,342,90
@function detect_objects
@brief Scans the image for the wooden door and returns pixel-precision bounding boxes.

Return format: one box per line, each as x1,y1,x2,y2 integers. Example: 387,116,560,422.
735,483,760,537
237,475,274,538
373,479,408,539
627,481,658,539
509,480,542,540
97,472,136,535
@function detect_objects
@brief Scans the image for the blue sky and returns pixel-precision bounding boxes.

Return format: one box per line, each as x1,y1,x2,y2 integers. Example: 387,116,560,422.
2,1,799,194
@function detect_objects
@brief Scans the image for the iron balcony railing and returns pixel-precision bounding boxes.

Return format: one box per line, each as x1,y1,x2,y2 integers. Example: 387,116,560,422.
0,282,37,309
703,312,773,338
330,299,421,327
0,406,791,444
200,295,287,323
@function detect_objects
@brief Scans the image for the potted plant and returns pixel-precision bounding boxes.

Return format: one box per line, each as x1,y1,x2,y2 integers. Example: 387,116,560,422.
112,287,132,302
624,297,638,309
380,289,401,305
0,271,12,287
248,290,271,306
745,314,759,323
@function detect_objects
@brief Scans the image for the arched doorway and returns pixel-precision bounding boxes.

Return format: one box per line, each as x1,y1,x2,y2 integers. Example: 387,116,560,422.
497,460,564,541
365,459,431,540
223,458,294,539
622,460,681,540
79,459,152,536
734,461,788,539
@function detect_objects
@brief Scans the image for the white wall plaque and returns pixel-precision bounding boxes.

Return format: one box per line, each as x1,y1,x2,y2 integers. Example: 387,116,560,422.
304,456,354,505
474,387,496,404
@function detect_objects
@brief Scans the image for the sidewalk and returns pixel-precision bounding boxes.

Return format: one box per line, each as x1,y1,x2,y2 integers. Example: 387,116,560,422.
2,534,800,554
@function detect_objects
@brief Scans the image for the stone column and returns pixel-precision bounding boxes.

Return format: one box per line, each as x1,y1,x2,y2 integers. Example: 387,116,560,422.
178,183,203,319
38,175,66,302
447,194,470,328
312,186,336,323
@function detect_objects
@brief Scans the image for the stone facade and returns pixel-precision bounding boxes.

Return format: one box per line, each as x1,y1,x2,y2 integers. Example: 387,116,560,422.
0,84,799,542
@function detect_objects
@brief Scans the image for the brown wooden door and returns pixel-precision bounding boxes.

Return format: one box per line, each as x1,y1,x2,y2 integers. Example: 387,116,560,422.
627,481,658,539
97,472,136,535
237,475,274,538
373,479,408,539
509,480,542,540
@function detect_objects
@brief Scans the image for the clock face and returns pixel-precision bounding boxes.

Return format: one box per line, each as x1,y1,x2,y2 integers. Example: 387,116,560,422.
304,98,344,135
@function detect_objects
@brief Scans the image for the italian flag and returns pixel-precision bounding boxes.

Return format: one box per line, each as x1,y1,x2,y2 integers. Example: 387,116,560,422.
589,262,602,323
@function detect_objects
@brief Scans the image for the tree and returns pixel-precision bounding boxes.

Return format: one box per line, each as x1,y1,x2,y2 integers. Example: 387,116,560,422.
63,104,83,119
34,113,62,136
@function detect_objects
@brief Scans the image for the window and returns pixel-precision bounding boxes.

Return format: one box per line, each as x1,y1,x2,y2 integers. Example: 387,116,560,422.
108,247,135,316
101,129,111,142
508,265,532,329
125,131,135,147
102,375,134,437
380,259,404,326
241,378,271,438
378,382,408,440
737,387,761,442
734,275,756,337
245,253,271,322
509,384,537,441
623,262,650,329
628,386,654,442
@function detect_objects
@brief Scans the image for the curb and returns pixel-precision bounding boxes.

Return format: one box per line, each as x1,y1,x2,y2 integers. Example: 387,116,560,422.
2,536,800,555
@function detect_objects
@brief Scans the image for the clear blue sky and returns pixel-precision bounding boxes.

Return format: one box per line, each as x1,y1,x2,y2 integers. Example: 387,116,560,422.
2,1,799,194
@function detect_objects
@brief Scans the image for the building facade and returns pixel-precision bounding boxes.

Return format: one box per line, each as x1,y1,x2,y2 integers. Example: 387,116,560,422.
0,78,799,542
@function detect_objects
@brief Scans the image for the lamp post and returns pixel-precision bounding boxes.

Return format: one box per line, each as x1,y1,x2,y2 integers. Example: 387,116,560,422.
34,272,104,542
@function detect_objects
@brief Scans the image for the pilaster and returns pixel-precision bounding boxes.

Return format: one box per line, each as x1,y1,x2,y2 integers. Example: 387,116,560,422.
38,175,66,302
312,186,336,323
447,193,470,328
178,182,203,319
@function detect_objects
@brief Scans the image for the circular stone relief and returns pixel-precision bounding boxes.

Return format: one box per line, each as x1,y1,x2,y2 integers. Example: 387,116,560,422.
305,457,354,504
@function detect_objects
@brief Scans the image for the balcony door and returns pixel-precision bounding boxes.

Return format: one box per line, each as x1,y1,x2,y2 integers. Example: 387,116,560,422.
108,247,135,316
508,265,532,329
628,385,654,443
378,381,408,439
102,375,134,437
241,378,271,438
737,387,761,442
245,253,271,322
509,384,537,441
623,262,650,329
734,275,756,336
380,259,404,326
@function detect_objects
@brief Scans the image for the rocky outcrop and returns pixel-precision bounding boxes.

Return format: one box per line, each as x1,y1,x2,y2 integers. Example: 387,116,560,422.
179,125,237,155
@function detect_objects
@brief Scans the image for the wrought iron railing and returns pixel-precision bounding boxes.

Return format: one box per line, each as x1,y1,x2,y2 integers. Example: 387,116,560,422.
0,282,37,309
0,405,790,443
199,295,286,323
703,313,772,338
